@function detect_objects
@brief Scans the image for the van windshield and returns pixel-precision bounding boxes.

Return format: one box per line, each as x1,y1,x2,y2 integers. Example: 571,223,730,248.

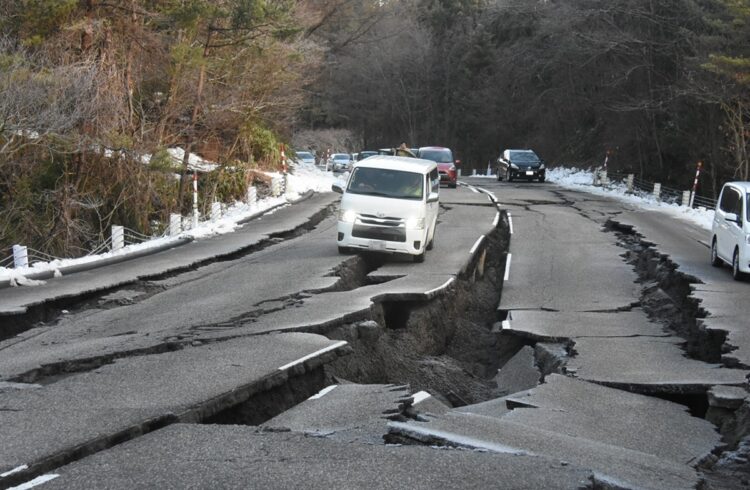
347,167,424,200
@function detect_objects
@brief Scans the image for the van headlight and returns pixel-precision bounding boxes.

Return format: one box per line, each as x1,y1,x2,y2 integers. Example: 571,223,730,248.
406,217,425,230
339,209,357,223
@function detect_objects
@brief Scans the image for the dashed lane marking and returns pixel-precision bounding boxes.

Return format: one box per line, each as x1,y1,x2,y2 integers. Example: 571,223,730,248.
1,466,28,478
8,475,59,490
425,277,455,296
504,254,512,282
470,235,485,255
278,341,348,371
308,385,338,400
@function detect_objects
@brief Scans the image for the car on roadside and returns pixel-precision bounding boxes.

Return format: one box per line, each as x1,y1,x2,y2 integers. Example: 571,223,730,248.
417,146,458,188
331,155,440,262
710,182,750,280
330,153,354,171
497,149,546,182
294,150,316,166
357,151,378,161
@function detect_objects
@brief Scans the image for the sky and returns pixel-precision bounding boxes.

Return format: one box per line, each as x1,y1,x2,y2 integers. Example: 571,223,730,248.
2,162,714,286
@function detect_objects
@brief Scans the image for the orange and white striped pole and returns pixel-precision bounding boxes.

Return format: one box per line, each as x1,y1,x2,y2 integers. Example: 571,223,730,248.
689,161,703,208
280,144,288,194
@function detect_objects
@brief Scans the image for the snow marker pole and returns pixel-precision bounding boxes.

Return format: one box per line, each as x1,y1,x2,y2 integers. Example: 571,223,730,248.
192,171,199,229
688,161,703,209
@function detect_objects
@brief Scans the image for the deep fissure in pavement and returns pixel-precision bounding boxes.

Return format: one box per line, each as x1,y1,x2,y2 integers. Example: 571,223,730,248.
606,220,730,365
319,219,520,408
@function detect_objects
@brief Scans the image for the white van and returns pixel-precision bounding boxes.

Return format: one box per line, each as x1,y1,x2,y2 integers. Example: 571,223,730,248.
332,156,440,262
711,182,750,280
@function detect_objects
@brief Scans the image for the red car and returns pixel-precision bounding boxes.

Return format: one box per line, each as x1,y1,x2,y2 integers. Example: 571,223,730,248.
417,146,458,188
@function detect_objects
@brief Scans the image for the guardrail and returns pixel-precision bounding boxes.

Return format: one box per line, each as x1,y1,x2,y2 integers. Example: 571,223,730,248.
0,180,290,272
597,170,717,210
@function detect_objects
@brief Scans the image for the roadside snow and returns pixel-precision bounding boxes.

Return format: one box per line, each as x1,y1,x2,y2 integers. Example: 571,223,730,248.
1,163,337,286
465,166,714,230
547,167,715,231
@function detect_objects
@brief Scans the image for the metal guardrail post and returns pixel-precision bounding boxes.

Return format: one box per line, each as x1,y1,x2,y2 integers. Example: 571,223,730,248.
111,225,124,251
653,183,661,200
169,213,182,236
13,245,29,268
211,202,222,222
682,191,691,207
271,176,282,197
600,170,609,186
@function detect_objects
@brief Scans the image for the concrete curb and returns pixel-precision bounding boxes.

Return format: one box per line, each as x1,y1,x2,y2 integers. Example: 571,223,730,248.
0,190,317,290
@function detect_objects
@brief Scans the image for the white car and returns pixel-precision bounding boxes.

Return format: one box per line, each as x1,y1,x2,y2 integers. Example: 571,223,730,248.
330,153,353,171
711,182,750,280
294,150,316,166
332,156,440,262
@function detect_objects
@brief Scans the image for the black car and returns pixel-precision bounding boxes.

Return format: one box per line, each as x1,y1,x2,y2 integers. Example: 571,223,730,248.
497,149,546,182
357,151,378,161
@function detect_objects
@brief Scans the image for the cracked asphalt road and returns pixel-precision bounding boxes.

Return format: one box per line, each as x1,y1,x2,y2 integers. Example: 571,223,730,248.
3,178,750,489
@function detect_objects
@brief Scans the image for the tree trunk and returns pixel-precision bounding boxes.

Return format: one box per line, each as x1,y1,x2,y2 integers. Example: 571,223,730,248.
177,30,213,212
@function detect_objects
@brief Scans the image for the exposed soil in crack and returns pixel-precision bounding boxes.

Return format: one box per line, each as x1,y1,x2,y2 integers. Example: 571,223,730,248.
606,219,732,365
316,220,522,408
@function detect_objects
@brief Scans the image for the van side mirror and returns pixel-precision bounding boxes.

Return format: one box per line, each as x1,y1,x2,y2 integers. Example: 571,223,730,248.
725,212,740,224
332,182,344,194
427,192,439,203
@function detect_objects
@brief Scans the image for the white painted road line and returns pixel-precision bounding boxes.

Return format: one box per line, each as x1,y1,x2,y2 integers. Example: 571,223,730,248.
469,186,480,194
308,384,338,400
470,235,485,255
504,254,512,282
9,475,59,490
412,391,432,404
1,466,28,478
425,277,455,296
278,341,348,371
492,212,500,227
508,212,514,234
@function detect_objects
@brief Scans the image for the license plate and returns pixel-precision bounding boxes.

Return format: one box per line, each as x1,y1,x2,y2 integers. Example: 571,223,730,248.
369,240,386,251
526,171,534,176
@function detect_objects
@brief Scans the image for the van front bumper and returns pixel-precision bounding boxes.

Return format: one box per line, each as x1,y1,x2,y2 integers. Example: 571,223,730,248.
337,221,426,255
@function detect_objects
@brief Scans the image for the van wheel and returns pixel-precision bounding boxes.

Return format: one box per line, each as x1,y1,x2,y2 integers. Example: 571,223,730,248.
427,228,435,250
733,248,745,280
413,251,425,263
710,238,722,267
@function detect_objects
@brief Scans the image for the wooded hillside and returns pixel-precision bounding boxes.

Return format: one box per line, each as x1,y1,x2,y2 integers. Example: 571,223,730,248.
1,0,748,257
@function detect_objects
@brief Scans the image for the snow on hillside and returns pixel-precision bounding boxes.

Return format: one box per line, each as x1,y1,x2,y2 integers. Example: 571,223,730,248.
1,163,338,286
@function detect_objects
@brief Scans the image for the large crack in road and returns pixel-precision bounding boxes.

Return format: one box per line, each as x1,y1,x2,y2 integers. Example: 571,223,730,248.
5,184,750,489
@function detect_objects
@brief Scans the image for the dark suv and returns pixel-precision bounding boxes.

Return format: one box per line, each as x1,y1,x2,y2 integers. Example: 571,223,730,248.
497,149,546,182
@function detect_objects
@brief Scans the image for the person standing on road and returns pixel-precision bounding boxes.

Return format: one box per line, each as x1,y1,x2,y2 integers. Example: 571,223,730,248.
396,143,416,158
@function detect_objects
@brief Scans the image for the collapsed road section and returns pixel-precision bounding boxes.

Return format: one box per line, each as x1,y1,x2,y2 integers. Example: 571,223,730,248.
5,181,749,489
1,187,516,488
